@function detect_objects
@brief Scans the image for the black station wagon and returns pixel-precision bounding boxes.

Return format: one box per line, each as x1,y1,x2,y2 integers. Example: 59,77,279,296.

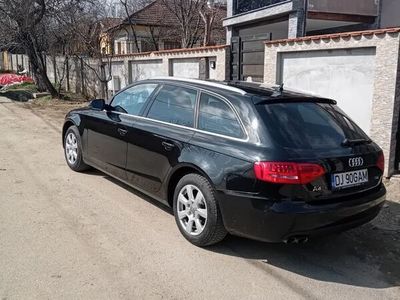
62,78,386,246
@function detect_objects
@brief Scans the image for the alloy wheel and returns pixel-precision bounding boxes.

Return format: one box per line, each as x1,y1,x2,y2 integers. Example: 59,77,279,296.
177,184,208,236
65,132,78,165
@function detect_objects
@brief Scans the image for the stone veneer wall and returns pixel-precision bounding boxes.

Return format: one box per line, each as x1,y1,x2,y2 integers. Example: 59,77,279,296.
264,29,400,177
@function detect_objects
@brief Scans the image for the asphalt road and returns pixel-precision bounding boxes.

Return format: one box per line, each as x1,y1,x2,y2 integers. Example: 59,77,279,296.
0,97,399,299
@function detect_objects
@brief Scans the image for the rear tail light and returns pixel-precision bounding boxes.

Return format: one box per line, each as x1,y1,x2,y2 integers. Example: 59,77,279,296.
254,161,325,184
377,152,385,172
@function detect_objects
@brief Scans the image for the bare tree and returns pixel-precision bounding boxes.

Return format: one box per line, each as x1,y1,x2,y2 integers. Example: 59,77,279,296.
48,0,118,98
0,0,59,96
0,0,102,97
200,0,225,46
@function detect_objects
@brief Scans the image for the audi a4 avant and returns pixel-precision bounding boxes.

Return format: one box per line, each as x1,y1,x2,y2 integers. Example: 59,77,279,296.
62,78,386,246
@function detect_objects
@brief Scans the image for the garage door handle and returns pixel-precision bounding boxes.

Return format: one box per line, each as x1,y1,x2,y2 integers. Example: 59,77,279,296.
117,128,128,136
162,141,175,151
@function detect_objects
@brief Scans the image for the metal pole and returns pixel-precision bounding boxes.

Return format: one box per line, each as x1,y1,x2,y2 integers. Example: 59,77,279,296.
303,0,308,36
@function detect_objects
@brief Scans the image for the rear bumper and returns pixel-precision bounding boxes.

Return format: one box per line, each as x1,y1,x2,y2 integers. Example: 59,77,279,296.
217,185,386,243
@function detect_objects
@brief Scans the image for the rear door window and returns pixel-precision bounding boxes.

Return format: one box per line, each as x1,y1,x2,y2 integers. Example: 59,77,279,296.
256,102,368,149
198,93,244,139
147,85,197,127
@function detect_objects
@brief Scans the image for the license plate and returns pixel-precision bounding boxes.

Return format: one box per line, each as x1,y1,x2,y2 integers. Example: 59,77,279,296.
331,169,368,190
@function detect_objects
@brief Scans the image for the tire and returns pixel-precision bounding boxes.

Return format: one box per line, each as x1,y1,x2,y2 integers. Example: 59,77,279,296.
173,173,227,246
64,125,90,172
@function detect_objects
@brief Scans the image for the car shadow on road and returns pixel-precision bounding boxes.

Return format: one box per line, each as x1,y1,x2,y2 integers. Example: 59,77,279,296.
83,169,400,289
208,200,400,289
84,169,174,216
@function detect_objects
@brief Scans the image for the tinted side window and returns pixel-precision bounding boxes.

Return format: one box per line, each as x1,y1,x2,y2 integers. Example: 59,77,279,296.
111,84,158,115
198,93,244,139
147,85,197,127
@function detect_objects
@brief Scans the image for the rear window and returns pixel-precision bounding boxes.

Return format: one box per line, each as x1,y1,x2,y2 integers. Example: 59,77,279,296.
256,102,369,149
198,93,244,139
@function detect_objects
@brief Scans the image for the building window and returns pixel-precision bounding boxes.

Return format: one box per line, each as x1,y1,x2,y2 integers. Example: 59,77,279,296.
234,0,288,15
141,40,157,52
163,41,182,50
128,41,135,54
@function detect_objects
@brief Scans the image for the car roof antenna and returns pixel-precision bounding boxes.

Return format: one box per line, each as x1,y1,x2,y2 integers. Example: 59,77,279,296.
279,83,284,92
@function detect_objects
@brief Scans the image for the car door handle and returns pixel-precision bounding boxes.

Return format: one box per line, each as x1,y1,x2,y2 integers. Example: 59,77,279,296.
117,128,128,136
162,141,175,151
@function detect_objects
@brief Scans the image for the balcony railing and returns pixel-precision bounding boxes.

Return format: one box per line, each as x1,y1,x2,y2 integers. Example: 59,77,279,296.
233,0,289,15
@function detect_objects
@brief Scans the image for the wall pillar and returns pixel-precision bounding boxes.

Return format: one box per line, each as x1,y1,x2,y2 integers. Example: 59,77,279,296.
288,10,306,38
226,27,233,45
288,0,307,38
227,0,233,17
124,58,131,85
199,57,209,80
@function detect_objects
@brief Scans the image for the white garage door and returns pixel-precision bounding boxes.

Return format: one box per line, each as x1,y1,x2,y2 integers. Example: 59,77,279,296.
131,59,164,82
171,58,199,79
280,48,376,134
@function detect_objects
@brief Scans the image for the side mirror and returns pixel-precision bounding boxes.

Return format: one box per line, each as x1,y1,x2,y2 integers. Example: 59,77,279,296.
89,99,106,110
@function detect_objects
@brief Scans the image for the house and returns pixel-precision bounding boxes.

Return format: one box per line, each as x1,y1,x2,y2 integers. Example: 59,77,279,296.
101,0,226,55
223,0,400,82
99,17,125,55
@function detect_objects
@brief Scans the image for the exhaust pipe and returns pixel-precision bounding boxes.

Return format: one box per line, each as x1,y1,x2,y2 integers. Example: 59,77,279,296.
284,236,309,244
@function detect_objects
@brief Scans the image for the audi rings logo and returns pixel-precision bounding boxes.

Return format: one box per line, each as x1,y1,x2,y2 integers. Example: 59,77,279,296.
349,157,364,168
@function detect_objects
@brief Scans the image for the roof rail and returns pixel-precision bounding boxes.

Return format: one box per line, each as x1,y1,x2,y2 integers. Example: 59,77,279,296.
150,76,247,95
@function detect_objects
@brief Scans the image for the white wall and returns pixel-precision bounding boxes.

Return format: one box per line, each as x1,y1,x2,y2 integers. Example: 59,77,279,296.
279,48,376,134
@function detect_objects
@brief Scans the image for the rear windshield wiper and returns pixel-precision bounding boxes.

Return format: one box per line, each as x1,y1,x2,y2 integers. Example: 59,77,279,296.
341,138,372,147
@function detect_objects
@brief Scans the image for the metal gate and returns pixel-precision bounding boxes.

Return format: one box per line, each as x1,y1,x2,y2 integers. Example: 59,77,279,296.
231,33,271,82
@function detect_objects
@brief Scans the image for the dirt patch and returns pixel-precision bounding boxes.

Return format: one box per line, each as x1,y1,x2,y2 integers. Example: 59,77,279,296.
23,97,89,121
3,100,400,298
